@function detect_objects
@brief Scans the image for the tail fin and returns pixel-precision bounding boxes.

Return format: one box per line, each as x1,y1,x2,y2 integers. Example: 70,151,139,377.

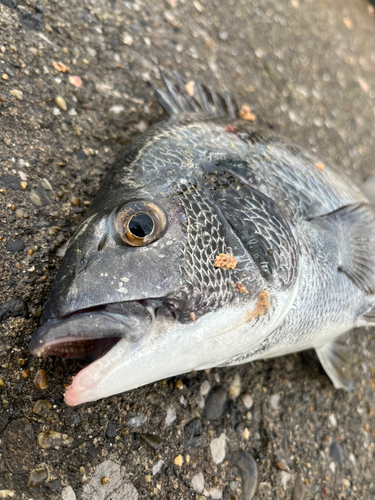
148,70,238,118
363,305,375,325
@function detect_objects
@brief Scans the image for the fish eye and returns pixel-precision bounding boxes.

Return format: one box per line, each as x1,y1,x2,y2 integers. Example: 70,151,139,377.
114,200,167,247
129,213,154,238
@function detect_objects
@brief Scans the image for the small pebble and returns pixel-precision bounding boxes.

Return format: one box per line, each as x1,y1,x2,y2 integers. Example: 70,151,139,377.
342,478,350,489
328,413,337,427
34,369,48,390
15,208,24,218
17,358,26,366
7,238,25,252
140,433,162,450
204,385,227,420
192,472,204,493
61,485,76,500
229,481,238,491
101,477,109,485
165,406,176,425
38,430,73,449
33,399,53,418
184,418,202,447
210,433,226,464
270,393,280,410
105,422,116,439
174,454,183,467
234,450,258,500
228,373,241,399
123,33,134,45
26,467,47,489
56,96,67,111
210,489,222,499
110,105,125,114
0,378,4,387
239,104,255,121
20,181,27,190
175,379,184,390
68,75,82,87
152,459,164,475
200,380,211,396
126,412,147,427
242,394,253,409
30,191,42,207
329,442,343,467
41,178,52,190
280,471,291,490
276,460,288,470
10,89,23,100
21,369,30,379
292,476,305,500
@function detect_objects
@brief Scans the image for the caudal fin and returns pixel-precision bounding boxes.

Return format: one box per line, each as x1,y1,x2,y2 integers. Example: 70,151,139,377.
362,304,375,325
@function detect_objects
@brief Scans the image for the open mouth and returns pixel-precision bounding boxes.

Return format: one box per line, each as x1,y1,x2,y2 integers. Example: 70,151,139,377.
33,336,121,360
29,300,153,362
29,299,179,405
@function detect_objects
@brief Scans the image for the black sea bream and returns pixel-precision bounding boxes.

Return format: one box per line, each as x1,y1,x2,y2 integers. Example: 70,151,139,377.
29,73,375,406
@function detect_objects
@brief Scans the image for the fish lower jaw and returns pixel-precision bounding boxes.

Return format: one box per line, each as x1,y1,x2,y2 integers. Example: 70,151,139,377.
63,336,134,405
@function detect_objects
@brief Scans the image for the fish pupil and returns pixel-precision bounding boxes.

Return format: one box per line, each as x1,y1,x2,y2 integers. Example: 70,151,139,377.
129,213,154,238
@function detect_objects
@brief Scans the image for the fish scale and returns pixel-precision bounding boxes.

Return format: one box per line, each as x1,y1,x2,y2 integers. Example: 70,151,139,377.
177,182,236,319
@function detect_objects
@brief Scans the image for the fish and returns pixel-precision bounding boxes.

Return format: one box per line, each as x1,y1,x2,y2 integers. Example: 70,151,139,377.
29,72,375,406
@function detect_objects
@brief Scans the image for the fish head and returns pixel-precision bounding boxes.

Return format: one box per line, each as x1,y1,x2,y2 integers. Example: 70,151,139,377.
29,131,296,406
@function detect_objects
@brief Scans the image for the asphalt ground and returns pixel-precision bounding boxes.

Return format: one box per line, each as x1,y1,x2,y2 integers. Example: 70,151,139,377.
1,0,375,498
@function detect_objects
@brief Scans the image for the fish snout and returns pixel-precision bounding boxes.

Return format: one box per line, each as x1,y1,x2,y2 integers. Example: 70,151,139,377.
28,300,152,360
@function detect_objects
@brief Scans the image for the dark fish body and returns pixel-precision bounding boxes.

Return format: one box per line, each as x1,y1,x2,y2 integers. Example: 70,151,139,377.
29,74,375,405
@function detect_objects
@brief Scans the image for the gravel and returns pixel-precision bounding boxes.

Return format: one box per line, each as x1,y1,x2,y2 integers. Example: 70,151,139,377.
1,0,375,497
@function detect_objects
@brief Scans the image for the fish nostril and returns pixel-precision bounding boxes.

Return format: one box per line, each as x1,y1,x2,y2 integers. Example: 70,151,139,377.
97,233,107,251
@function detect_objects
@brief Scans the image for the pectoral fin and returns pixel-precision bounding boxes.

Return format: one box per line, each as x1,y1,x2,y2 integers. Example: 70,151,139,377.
315,336,353,391
314,204,375,294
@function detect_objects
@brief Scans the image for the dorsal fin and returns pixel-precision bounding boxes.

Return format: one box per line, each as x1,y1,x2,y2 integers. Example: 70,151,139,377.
148,70,239,118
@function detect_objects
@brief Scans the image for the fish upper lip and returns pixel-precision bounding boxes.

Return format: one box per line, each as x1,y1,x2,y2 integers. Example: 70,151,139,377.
28,300,153,359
